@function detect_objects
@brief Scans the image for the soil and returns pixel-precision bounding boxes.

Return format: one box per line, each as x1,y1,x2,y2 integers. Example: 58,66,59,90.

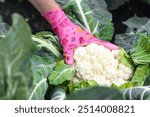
0,0,150,36
0,0,51,33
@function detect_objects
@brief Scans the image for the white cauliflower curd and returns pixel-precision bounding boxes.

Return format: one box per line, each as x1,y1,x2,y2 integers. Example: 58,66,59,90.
73,43,133,87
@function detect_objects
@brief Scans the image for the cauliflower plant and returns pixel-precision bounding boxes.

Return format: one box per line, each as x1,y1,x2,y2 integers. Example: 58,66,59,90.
73,43,134,87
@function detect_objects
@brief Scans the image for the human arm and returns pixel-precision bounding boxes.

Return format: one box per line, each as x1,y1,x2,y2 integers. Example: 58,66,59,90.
28,0,119,65
28,0,59,13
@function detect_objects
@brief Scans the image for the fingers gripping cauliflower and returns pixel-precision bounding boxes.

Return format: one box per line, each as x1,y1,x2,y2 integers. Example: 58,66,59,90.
73,43,133,87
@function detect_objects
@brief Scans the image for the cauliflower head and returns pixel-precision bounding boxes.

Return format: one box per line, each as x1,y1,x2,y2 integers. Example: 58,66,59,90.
73,43,134,87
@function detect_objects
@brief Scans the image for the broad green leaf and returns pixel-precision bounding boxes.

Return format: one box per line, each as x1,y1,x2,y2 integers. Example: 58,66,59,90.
115,31,138,52
35,31,54,39
68,80,98,93
0,14,36,99
50,87,66,100
131,64,150,86
115,16,150,51
123,15,149,30
35,31,63,52
130,35,150,64
29,55,56,100
119,49,134,69
105,0,129,10
32,35,63,60
0,15,2,22
137,20,150,35
0,22,9,39
111,82,133,89
139,0,150,5
144,75,150,85
0,0,5,3
48,60,75,85
122,86,150,100
57,0,114,41
66,86,124,100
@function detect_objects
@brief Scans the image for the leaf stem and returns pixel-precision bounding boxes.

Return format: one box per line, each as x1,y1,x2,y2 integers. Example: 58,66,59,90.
32,36,63,59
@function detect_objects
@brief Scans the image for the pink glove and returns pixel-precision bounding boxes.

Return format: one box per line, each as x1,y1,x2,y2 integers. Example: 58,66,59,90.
42,8,119,65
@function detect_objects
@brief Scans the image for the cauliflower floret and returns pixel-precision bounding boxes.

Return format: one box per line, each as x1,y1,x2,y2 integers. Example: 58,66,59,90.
112,79,127,86
92,63,103,74
74,47,87,60
75,60,93,79
112,50,119,58
90,75,111,87
73,43,133,87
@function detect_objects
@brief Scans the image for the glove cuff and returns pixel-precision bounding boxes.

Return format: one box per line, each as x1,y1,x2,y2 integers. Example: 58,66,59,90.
42,8,68,30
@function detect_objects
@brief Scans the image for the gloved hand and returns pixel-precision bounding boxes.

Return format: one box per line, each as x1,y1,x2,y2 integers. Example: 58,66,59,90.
42,8,119,65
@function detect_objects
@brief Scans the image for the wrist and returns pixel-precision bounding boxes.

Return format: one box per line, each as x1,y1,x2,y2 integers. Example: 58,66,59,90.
47,0,59,11
29,0,59,14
